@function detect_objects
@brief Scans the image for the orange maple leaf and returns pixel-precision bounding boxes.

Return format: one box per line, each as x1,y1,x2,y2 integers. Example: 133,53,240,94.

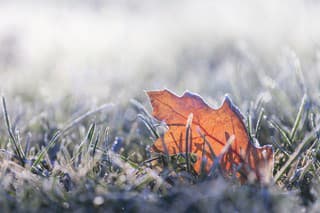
147,89,273,183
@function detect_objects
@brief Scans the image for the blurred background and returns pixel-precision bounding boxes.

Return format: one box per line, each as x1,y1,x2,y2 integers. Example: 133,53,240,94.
1,0,320,105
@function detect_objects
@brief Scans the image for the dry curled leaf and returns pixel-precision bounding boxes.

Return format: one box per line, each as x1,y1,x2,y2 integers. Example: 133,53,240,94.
147,89,273,184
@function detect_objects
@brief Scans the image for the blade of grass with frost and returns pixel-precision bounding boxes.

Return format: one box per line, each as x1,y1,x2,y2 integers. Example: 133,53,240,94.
32,130,60,170
255,108,265,139
290,94,307,141
269,119,292,147
200,135,207,176
70,122,95,163
132,99,160,139
247,112,254,139
137,114,159,139
92,132,100,158
185,113,193,173
2,96,25,165
86,123,96,152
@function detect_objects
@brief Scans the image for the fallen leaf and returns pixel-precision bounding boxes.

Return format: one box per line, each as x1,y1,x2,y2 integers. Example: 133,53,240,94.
147,89,273,183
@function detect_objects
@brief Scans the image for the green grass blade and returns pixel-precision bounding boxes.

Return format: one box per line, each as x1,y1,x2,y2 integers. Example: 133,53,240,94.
255,108,265,139
2,96,25,165
71,123,96,163
92,132,100,158
32,130,61,169
290,94,307,141
185,113,193,173
247,111,253,139
269,119,292,147
137,114,159,139
86,123,96,151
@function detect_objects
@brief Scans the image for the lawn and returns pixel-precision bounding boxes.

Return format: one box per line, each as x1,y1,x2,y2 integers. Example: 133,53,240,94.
1,1,320,212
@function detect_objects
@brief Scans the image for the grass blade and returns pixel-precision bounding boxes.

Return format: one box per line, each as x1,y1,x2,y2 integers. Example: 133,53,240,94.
32,130,61,169
269,119,292,147
86,123,96,152
92,132,100,158
2,96,25,165
290,94,307,141
255,108,265,139
71,123,96,163
185,113,193,173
